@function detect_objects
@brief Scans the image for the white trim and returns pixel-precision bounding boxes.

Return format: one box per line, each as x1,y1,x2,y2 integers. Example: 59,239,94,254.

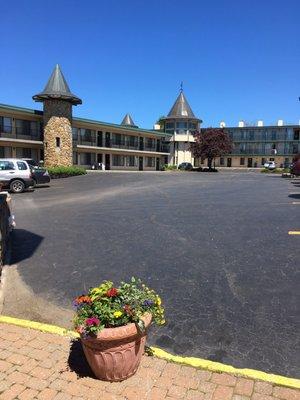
0,137,43,145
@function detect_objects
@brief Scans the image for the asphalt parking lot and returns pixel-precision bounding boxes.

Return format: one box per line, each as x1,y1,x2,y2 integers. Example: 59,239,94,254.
3,171,300,377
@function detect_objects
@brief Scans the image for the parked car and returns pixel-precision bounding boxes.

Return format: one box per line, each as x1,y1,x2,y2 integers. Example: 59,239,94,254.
22,159,51,186
0,159,34,193
178,162,193,170
264,161,276,170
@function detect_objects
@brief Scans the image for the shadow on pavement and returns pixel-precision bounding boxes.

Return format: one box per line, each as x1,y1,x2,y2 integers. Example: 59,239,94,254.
288,194,300,199
10,229,44,265
68,339,95,378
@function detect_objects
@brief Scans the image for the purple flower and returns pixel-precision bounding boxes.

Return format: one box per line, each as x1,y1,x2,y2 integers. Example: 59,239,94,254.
143,300,154,307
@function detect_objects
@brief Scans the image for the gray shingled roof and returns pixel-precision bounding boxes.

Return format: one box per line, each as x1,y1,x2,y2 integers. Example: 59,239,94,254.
33,64,82,105
121,113,138,127
167,92,196,118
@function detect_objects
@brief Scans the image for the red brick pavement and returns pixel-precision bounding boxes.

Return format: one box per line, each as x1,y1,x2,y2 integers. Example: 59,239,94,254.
0,323,299,400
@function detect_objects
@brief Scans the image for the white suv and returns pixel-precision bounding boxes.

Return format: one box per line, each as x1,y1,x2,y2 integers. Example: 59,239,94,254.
0,159,34,193
264,161,276,170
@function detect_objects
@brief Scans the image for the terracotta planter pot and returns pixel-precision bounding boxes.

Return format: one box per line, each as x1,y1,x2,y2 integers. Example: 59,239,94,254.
81,313,152,381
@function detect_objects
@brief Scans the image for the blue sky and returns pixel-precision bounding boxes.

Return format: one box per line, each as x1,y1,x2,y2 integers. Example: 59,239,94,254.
1,0,299,128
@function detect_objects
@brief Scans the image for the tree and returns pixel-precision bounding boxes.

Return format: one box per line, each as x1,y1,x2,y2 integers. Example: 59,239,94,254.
190,128,233,169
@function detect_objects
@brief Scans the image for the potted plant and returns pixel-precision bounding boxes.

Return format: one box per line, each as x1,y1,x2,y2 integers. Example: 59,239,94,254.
73,277,165,381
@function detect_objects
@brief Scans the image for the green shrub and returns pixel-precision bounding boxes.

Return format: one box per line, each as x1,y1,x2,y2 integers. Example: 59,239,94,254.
261,168,287,174
47,166,87,179
162,164,177,171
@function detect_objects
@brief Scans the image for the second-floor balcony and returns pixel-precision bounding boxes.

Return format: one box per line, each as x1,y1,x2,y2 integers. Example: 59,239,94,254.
74,134,169,153
0,125,43,141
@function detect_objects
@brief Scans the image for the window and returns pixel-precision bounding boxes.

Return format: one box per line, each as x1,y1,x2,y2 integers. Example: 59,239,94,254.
0,161,14,170
128,136,137,147
16,119,39,136
80,153,92,165
127,156,136,167
294,130,300,140
17,161,28,170
146,157,155,167
220,157,224,166
72,127,78,141
0,117,12,133
240,158,245,166
189,123,197,130
248,131,254,140
176,122,187,129
292,144,298,154
146,138,154,149
261,158,266,165
0,147,4,157
271,130,277,140
112,155,125,166
56,137,61,148
166,122,174,129
80,129,93,142
16,148,31,158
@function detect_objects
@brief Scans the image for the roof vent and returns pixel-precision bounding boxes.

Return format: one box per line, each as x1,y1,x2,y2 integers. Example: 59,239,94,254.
238,120,245,128
257,120,263,127
277,119,283,126
220,121,226,128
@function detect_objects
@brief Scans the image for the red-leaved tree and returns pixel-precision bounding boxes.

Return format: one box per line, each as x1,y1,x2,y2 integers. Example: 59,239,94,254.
190,128,233,169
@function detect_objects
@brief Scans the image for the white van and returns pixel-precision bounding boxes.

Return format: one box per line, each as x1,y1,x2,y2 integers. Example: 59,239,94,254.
0,159,34,193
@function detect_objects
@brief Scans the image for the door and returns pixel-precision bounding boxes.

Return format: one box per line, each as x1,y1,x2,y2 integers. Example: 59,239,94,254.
156,158,160,171
139,157,143,171
139,137,144,151
156,140,161,152
227,158,232,167
105,154,110,170
105,133,111,148
97,154,103,164
247,158,253,167
97,132,103,147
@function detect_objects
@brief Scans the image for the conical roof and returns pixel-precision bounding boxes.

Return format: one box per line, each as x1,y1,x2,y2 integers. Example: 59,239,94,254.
33,64,82,105
167,91,196,118
121,113,138,127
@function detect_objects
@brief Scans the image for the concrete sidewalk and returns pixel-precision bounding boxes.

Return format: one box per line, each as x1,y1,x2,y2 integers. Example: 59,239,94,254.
0,322,299,400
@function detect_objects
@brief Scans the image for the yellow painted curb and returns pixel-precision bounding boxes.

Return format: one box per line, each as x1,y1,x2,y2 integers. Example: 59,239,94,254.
151,347,300,390
0,315,79,339
0,315,299,389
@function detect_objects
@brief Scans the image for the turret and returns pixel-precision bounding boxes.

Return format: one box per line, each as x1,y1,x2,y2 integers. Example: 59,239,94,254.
33,64,82,167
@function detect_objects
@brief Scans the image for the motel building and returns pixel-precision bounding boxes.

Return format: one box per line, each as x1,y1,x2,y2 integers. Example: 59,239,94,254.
156,93,300,169
0,64,299,170
0,65,170,171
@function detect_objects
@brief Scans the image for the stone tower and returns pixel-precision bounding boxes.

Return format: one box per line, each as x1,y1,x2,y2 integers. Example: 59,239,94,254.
33,64,82,167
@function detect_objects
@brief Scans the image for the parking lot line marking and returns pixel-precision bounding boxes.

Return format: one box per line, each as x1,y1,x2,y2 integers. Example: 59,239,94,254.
288,231,300,235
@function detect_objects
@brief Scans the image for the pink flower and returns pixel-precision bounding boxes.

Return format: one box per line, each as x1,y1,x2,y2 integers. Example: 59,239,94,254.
85,317,100,326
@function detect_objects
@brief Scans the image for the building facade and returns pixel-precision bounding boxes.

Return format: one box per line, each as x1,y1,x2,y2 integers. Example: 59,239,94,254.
0,65,170,171
1,65,299,170
156,92,300,168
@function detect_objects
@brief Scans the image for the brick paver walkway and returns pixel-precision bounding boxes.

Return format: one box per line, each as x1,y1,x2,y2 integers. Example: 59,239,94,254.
0,323,299,400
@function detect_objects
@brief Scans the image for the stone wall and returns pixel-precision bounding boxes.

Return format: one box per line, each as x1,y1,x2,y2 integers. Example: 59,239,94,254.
0,193,11,277
43,100,73,167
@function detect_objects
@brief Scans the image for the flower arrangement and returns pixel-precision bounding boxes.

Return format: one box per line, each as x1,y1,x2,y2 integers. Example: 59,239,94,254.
73,277,165,336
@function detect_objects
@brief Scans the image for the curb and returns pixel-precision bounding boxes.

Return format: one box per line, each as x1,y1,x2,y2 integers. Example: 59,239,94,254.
0,315,299,390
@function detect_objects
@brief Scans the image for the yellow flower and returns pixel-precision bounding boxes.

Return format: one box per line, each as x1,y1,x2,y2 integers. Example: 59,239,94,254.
114,311,123,318
156,296,162,306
